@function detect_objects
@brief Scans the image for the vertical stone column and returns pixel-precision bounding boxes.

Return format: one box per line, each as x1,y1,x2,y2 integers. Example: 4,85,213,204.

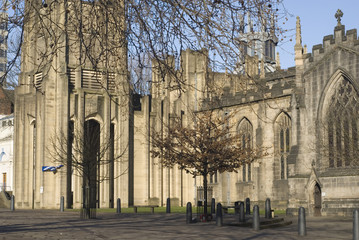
101,91,111,207
75,89,85,208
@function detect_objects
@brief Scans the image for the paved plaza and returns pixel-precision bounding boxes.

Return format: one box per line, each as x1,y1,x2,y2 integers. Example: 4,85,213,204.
0,209,354,239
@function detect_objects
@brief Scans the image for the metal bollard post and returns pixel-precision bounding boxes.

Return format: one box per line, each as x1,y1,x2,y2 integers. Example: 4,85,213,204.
211,198,216,215
10,195,15,211
252,205,260,231
166,198,171,213
354,209,359,240
117,198,121,214
245,198,250,215
216,203,223,227
186,202,192,224
239,202,245,222
298,207,307,236
265,198,271,219
60,196,64,212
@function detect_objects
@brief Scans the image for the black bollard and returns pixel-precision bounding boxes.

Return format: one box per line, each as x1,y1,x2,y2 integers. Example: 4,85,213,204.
60,196,64,212
253,205,260,230
10,195,15,211
117,198,121,214
298,207,306,236
216,203,223,227
211,198,216,215
186,202,192,224
245,198,250,215
235,201,239,215
354,209,359,240
239,202,245,222
265,198,271,219
166,198,171,213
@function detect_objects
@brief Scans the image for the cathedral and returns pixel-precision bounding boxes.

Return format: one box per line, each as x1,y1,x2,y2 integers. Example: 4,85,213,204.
14,2,359,217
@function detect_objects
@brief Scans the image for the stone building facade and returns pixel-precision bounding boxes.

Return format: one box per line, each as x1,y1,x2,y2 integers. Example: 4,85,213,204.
14,3,359,217
14,1,129,209
133,14,359,216
0,86,14,193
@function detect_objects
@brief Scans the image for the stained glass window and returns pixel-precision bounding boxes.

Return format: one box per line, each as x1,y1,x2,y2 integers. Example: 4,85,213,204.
326,77,359,168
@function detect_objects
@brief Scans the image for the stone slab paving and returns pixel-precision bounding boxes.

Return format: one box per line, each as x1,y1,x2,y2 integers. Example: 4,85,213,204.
0,209,353,239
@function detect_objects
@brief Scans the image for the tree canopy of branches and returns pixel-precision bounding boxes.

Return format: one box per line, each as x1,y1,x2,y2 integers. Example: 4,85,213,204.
151,110,265,216
48,121,126,218
1,0,288,93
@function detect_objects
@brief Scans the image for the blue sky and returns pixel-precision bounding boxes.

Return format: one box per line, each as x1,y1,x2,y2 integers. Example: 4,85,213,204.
277,0,359,69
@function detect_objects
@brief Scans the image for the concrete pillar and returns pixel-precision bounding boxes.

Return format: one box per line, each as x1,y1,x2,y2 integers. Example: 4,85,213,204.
216,203,223,227
353,209,358,240
265,198,271,219
117,198,121,214
186,202,192,224
253,205,260,231
298,207,306,236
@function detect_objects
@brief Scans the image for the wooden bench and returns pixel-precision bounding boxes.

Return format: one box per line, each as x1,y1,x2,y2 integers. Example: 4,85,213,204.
133,205,159,214
222,206,236,214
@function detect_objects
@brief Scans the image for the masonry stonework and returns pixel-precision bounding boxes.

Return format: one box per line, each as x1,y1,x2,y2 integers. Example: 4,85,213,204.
14,4,359,217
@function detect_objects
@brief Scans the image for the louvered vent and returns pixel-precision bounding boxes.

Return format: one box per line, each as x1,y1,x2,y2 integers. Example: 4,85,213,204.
108,72,116,90
67,68,76,90
82,69,102,90
34,72,43,91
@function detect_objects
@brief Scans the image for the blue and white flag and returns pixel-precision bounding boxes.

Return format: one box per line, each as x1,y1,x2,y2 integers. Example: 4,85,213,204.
42,165,64,172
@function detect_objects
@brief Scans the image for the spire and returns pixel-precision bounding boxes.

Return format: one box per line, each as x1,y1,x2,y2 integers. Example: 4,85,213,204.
295,16,302,47
239,14,244,33
294,16,304,67
246,12,253,33
261,16,266,33
270,13,275,36
276,52,280,69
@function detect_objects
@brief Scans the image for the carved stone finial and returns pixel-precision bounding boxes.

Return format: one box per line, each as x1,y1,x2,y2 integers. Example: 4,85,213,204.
335,9,343,26
276,52,280,69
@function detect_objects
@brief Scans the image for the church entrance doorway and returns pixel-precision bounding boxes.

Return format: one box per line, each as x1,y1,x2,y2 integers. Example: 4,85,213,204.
83,120,100,210
313,183,322,216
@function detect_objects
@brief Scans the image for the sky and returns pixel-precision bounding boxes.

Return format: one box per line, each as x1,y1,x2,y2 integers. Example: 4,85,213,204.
277,0,359,69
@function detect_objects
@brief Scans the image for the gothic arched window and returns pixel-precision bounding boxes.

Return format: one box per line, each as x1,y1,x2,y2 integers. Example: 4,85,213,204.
326,77,359,168
275,113,291,180
238,118,253,182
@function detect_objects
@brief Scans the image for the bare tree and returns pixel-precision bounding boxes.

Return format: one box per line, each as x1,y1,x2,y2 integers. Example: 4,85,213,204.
151,109,266,218
48,121,127,218
2,0,289,93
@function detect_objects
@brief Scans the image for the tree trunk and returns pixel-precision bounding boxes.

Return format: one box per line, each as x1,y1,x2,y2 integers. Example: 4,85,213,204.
81,178,96,219
203,173,208,217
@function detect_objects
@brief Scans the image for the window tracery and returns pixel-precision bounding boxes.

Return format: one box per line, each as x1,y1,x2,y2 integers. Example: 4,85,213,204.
238,118,252,182
326,77,359,168
276,113,291,180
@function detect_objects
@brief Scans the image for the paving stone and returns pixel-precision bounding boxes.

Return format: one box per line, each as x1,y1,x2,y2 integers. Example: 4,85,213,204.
0,209,353,239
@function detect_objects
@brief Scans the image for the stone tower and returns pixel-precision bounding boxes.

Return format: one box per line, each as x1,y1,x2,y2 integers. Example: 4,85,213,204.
14,0,130,209
237,12,278,76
